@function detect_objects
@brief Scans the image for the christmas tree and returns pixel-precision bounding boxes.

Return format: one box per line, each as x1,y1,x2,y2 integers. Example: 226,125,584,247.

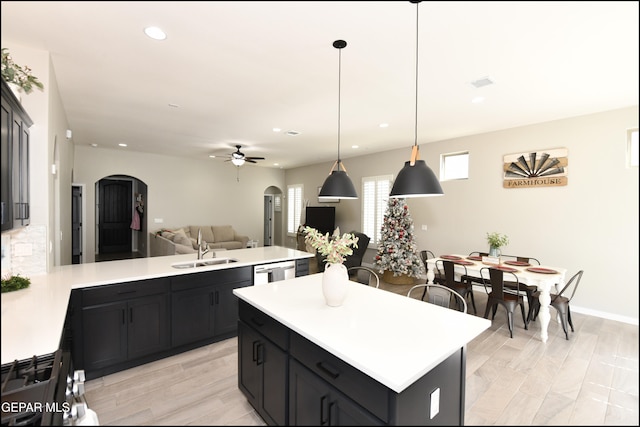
374,198,424,279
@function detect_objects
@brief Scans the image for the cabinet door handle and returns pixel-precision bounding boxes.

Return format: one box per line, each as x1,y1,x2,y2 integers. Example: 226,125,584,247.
117,290,137,295
122,308,125,324
252,341,258,362
329,401,337,426
316,362,340,380
320,395,329,425
214,290,219,305
256,343,265,365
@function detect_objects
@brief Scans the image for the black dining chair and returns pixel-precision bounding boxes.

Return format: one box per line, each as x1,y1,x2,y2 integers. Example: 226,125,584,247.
435,259,477,314
528,270,584,340
480,267,529,338
407,283,468,313
347,266,380,288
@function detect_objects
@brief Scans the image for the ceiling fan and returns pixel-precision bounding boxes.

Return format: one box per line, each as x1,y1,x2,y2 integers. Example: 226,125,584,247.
224,145,265,166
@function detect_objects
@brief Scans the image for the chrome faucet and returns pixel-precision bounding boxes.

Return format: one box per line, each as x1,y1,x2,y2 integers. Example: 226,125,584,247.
197,228,210,260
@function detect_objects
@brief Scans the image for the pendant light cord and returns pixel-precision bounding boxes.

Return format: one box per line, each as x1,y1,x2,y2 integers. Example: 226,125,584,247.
337,44,342,162
414,1,419,148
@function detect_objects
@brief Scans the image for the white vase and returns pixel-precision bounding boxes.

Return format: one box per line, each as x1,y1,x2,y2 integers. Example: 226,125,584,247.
322,263,349,307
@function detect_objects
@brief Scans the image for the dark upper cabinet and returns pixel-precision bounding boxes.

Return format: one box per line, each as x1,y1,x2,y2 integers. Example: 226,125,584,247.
1,79,32,231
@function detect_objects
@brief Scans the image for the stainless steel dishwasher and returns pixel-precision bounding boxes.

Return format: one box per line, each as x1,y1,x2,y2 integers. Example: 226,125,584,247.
253,260,296,285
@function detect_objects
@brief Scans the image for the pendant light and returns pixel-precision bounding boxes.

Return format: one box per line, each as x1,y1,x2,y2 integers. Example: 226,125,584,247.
389,1,444,198
319,40,358,200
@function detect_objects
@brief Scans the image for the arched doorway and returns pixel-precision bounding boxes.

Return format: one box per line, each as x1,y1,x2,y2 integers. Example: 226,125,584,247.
95,175,148,261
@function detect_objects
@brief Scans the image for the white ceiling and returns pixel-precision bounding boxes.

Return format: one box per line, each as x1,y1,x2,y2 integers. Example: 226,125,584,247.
2,1,638,169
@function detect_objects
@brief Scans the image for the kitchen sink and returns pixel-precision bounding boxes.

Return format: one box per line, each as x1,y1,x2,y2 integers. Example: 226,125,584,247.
171,258,239,269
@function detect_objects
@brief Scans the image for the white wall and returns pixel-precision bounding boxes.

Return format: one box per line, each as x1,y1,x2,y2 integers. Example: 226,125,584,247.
286,106,639,323
73,146,285,262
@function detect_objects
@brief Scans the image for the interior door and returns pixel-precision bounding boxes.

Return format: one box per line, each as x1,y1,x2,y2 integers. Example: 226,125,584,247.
263,195,273,246
98,179,132,254
72,185,82,264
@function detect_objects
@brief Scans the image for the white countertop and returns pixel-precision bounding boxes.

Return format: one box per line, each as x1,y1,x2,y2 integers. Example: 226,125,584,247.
1,246,313,364
234,275,491,393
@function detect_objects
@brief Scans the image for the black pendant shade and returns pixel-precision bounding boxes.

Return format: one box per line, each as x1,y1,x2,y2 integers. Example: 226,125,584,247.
319,39,358,200
389,159,443,198
390,0,444,199
319,167,358,200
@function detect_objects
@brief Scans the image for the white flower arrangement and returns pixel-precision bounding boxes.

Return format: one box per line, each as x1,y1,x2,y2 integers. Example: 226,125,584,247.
2,48,44,94
304,226,358,265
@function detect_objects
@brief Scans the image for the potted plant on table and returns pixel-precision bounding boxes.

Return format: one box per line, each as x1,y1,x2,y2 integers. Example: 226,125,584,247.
486,232,509,257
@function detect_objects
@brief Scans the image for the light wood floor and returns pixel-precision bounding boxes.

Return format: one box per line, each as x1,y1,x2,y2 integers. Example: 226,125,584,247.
85,279,639,426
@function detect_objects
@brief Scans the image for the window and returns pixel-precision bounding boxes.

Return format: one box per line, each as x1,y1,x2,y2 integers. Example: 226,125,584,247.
362,175,392,245
628,129,639,167
287,184,303,235
441,151,469,180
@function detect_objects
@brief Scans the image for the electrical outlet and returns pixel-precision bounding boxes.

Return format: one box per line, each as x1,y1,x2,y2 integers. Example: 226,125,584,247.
430,388,440,419
154,218,164,224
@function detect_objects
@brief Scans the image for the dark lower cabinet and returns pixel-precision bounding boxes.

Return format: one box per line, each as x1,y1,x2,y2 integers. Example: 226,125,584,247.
289,359,383,426
171,267,252,348
238,321,288,425
237,300,466,426
80,278,170,375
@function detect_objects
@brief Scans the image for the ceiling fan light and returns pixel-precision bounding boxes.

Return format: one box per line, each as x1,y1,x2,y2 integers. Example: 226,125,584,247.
319,169,358,199
389,159,443,198
231,158,245,166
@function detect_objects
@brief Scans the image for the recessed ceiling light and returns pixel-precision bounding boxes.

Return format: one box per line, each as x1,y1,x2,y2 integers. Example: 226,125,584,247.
273,163,279,166
472,96,485,104
351,145,359,149
144,26,167,41
209,155,216,158
379,123,389,128
470,77,494,88
90,143,98,147
118,143,127,147
272,128,281,132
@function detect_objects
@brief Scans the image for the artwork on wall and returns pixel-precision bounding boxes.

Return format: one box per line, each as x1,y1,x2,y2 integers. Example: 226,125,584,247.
503,148,568,188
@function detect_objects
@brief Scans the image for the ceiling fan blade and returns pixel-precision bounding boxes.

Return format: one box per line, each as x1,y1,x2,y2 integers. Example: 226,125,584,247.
245,157,265,161
245,159,257,163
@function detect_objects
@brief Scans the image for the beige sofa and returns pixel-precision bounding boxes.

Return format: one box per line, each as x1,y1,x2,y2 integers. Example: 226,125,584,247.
150,225,249,257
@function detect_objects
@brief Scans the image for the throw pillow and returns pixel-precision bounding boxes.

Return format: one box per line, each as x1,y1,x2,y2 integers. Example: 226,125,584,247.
189,226,215,243
212,225,234,242
175,243,196,254
173,229,192,247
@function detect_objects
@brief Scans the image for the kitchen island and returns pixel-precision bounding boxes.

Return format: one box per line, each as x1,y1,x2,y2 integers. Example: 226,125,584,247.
234,275,491,425
1,246,313,365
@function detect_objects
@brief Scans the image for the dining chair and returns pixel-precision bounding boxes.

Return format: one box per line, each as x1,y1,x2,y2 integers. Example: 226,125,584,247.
420,250,444,299
480,267,529,338
499,256,541,322
407,283,467,313
435,259,477,314
528,270,584,340
347,266,380,288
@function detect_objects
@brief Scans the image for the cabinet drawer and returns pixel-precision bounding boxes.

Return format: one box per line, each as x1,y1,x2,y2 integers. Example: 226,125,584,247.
171,266,252,292
83,278,170,306
238,300,289,351
290,332,389,423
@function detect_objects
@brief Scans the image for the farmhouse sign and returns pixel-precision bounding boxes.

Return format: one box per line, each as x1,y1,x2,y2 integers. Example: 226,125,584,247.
503,148,568,188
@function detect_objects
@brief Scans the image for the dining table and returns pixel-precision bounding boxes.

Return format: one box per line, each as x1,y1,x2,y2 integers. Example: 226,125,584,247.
426,254,567,343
